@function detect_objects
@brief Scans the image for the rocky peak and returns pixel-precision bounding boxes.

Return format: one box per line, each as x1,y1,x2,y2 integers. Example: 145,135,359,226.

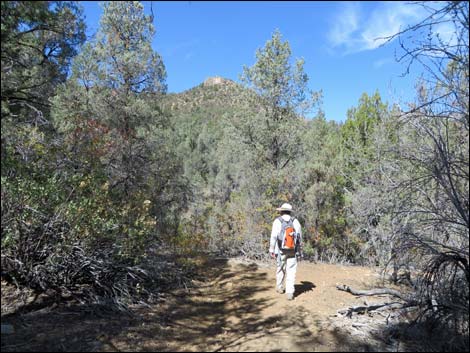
203,76,233,87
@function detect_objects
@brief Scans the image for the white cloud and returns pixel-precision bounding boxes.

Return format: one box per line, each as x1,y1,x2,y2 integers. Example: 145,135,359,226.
327,1,426,55
327,2,360,48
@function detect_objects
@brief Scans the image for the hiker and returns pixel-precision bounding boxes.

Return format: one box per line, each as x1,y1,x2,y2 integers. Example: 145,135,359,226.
269,203,302,300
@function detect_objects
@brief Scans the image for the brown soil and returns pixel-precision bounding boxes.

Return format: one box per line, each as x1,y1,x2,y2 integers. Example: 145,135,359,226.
1,257,393,352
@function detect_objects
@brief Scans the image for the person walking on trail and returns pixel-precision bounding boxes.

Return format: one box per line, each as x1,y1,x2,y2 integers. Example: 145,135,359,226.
269,203,302,300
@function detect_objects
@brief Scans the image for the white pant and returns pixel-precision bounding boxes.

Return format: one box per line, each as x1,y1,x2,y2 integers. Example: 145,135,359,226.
276,253,297,294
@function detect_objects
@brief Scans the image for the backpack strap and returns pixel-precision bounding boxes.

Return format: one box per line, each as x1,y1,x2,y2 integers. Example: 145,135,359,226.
276,216,285,250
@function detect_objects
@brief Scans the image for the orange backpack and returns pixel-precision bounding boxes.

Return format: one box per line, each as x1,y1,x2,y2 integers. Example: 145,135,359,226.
277,216,298,251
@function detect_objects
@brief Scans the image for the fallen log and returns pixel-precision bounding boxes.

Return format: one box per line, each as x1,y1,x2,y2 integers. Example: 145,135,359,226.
336,284,419,319
336,284,409,301
337,301,405,318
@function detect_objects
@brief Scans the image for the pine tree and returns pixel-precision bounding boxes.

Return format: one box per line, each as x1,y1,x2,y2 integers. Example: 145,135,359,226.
52,1,173,258
240,29,320,170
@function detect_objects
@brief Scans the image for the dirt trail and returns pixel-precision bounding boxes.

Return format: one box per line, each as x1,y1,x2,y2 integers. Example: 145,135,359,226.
2,258,388,352
105,258,386,352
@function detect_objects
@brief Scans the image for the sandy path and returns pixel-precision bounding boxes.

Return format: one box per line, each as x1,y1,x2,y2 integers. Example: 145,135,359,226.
101,258,383,352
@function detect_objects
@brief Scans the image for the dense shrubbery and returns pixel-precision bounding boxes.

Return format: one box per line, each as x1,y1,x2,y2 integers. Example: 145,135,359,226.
1,1,189,309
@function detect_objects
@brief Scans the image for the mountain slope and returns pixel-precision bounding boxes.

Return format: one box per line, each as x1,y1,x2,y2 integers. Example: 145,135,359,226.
161,76,251,118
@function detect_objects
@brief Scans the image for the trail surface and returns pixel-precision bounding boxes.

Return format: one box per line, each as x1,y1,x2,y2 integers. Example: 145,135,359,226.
2,258,391,352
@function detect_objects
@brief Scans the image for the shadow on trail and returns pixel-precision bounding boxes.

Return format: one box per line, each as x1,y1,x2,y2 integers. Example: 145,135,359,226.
4,256,458,352
0,257,325,351
124,257,277,351
294,281,315,298
2,257,277,352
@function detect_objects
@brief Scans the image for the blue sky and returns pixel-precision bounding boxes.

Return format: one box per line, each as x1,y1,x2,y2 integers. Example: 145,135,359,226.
80,1,450,122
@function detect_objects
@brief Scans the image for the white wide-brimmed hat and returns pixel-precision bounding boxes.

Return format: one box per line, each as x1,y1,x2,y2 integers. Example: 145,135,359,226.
276,203,293,212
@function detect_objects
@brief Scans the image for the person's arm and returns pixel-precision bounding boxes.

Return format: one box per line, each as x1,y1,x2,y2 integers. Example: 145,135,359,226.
269,219,280,257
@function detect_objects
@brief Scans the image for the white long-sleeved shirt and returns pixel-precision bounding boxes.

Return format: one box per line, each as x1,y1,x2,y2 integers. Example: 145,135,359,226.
269,214,302,254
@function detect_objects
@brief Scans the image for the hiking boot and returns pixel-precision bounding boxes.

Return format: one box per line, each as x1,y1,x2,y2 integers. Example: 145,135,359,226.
276,287,285,294
287,293,294,300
